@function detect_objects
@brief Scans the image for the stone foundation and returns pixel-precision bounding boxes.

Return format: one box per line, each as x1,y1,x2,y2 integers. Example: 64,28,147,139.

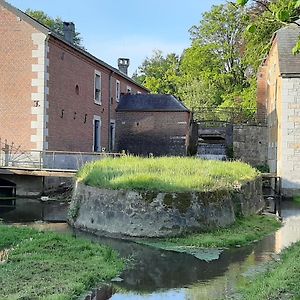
69,178,264,238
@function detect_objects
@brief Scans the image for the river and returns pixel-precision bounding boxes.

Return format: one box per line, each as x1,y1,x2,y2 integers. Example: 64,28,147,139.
1,198,300,300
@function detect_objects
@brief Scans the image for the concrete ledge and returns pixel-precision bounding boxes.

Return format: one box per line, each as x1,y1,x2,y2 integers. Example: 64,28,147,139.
69,177,264,238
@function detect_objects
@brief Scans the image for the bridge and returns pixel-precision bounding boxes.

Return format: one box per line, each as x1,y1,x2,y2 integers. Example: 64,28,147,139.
0,140,123,197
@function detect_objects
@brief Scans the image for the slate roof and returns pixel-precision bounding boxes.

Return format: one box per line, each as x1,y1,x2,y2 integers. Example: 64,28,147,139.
116,94,190,112
276,23,300,76
0,0,147,91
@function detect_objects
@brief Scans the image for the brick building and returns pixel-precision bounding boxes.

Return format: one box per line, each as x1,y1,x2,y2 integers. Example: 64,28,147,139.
257,23,300,196
115,94,191,156
0,0,148,153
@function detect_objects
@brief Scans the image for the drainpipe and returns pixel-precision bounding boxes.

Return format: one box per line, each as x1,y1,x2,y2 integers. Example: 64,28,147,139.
108,71,114,152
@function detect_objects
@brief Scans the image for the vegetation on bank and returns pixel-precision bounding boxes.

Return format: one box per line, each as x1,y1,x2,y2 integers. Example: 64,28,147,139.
0,225,124,300
239,241,300,299
77,156,258,192
140,215,281,250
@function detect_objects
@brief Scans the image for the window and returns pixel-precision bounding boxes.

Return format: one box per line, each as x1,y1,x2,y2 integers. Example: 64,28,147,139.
94,71,101,104
116,80,121,102
126,85,132,94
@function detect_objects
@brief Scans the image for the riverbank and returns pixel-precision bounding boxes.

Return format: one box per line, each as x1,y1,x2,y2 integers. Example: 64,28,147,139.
138,215,281,256
0,225,124,299
239,240,300,299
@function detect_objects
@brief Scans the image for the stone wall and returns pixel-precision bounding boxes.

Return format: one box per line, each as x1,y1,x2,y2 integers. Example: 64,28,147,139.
69,178,264,238
233,125,268,167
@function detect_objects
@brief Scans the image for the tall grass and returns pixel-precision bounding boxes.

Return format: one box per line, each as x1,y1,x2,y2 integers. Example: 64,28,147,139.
77,156,259,192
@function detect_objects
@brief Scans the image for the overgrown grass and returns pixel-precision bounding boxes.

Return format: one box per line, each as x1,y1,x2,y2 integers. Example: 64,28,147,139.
140,215,281,249
77,156,259,192
293,195,300,204
239,241,300,299
0,225,124,300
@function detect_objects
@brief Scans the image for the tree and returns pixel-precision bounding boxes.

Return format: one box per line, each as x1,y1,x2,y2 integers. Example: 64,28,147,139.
133,50,180,94
236,0,300,53
26,9,83,47
177,3,252,110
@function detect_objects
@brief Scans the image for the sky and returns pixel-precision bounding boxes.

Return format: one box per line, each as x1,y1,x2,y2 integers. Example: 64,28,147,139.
8,0,226,76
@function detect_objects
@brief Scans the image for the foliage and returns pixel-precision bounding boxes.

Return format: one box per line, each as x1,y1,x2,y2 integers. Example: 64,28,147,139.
77,156,259,192
140,215,281,249
239,240,300,299
0,225,124,299
133,50,180,94
26,9,84,47
237,0,300,53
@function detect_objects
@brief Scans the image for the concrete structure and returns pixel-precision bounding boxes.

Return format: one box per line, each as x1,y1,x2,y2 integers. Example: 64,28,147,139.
257,23,300,196
115,94,191,156
69,178,264,238
0,0,148,154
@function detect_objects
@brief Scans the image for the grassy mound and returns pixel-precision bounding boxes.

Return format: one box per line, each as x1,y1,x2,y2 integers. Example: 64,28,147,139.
0,225,124,300
77,156,258,192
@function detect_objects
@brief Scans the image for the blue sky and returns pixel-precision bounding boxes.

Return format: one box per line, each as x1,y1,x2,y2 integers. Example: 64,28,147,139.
8,0,225,75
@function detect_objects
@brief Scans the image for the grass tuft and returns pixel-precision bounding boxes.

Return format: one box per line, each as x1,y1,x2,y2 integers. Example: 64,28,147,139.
140,215,281,249
77,156,259,192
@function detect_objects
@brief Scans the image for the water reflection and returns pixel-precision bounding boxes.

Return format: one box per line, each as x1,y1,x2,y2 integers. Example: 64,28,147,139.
110,201,300,299
0,198,68,223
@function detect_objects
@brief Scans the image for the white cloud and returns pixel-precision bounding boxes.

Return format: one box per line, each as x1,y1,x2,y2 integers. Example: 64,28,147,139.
84,35,188,76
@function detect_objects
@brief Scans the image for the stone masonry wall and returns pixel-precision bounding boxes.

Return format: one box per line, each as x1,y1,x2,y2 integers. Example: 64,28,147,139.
280,78,300,192
233,125,268,167
69,178,264,238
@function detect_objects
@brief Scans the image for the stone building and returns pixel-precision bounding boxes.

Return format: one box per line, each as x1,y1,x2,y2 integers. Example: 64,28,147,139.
115,94,191,156
0,0,148,153
257,23,300,196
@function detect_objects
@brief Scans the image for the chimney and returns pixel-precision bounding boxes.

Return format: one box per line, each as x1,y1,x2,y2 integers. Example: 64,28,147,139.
63,22,75,44
118,58,130,75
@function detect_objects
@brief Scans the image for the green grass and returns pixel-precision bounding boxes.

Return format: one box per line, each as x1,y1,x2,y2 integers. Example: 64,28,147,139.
0,225,124,300
239,241,300,299
139,215,281,250
293,196,300,204
77,156,259,192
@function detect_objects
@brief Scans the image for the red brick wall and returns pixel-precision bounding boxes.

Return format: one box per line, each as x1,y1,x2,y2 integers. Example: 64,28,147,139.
47,37,147,152
115,111,190,156
0,5,38,149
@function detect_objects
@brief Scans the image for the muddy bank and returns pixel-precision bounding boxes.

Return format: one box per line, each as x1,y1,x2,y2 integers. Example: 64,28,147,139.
69,178,264,238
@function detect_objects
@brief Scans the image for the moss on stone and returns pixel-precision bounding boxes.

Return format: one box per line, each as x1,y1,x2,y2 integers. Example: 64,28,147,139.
163,193,192,214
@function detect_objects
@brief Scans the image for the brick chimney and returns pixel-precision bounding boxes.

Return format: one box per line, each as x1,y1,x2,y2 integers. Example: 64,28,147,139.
118,58,130,75
63,22,75,44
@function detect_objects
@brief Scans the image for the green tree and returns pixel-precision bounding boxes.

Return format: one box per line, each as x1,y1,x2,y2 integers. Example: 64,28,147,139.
178,4,251,111
237,0,300,53
26,9,83,47
133,50,180,94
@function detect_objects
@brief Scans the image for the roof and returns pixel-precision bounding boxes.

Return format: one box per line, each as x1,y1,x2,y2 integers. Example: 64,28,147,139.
276,23,300,77
116,94,190,112
0,0,148,91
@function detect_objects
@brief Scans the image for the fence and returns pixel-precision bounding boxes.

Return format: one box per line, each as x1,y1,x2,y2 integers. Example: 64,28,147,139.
193,107,266,125
0,141,123,171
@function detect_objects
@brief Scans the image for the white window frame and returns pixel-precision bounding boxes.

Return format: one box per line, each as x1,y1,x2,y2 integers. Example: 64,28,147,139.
94,70,102,104
92,115,101,152
116,80,121,102
127,85,132,93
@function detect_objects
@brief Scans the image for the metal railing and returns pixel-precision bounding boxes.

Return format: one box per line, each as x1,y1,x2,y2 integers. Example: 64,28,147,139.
193,107,267,125
0,141,123,171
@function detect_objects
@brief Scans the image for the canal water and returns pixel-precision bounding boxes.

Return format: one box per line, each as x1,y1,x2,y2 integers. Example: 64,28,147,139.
1,199,300,300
